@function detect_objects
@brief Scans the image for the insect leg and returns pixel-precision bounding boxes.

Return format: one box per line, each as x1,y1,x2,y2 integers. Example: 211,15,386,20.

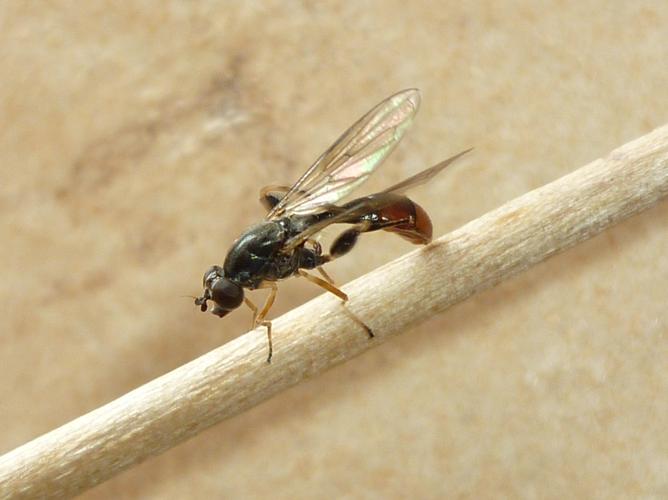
306,238,323,256
256,283,278,322
329,217,411,258
327,221,369,259
297,269,373,338
297,269,348,301
304,239,338,284
243,297,259,325
316,265,335,284
255,283,278,363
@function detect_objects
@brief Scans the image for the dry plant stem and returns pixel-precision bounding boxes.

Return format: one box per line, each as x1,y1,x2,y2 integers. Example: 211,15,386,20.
2,125,668,498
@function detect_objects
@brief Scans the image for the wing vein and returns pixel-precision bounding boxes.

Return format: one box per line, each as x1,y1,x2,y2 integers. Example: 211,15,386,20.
266,89,421,219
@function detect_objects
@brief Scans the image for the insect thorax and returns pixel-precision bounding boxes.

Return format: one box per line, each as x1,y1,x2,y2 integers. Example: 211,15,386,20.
222,220,298,288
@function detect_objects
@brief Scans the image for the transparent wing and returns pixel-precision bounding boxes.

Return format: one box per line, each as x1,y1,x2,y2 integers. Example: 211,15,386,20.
266,89,421,219
280,148,472,253
381,148,472,194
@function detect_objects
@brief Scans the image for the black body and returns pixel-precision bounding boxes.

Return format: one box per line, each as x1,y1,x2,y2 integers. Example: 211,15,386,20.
195,190,439,320
223,216,325,289
193,89,471,363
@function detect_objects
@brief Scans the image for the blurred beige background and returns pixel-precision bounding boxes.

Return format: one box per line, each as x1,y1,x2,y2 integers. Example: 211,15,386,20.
1,1,667,498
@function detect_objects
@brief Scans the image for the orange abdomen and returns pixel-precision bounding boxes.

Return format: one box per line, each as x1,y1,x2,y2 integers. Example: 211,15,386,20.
374,196,433,245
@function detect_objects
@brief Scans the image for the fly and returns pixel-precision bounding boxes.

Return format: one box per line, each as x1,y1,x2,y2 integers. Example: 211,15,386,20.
195,89,471,362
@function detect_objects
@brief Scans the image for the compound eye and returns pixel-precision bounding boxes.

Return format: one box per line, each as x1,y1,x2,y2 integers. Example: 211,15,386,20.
210,278,244,311
202,265,224,288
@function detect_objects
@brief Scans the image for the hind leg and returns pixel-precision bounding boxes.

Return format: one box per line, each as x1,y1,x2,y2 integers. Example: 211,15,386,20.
303,239,339,287
297,269,374,339
328,217,412,259
316,265,336,285
297,269,348,301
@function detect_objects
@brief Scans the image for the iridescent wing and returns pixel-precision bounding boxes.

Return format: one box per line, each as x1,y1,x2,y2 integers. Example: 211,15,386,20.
280,148,473,253
266,89,421,219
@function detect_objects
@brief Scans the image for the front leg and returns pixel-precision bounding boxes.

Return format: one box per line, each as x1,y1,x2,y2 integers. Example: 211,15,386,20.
243,297,258,325
243,285,278,363
256,283,278,363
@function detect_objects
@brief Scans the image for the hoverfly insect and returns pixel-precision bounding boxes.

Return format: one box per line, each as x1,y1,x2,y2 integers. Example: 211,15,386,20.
195,89,471,363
